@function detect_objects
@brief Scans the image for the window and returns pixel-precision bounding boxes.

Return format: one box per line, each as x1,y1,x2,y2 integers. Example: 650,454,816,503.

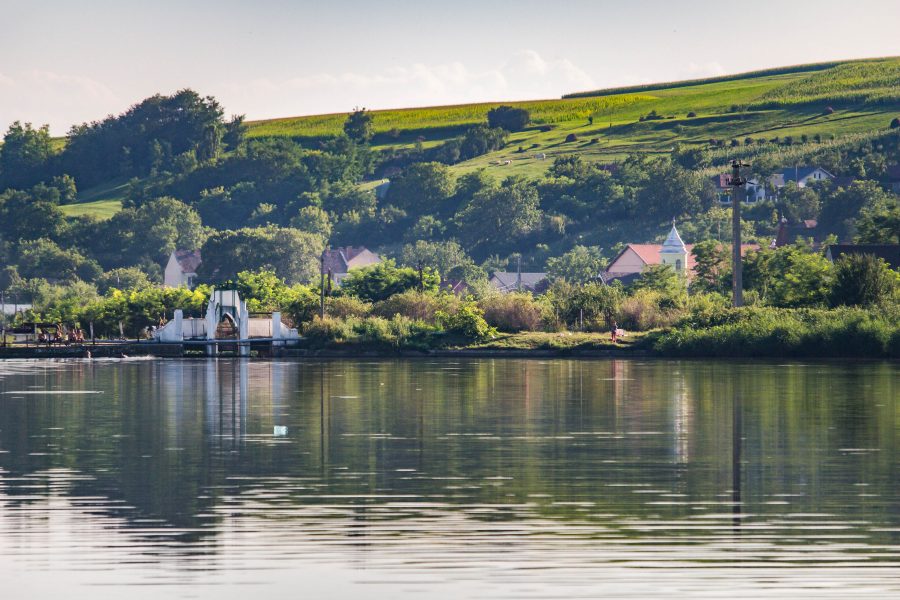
675,259,682,272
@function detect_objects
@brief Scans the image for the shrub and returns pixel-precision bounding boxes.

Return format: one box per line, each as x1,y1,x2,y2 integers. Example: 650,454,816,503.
687,111,697,118
618,289,683,331
439,302,495,341
479,293,544,332
654,306,900,358
565,133,578,142
372,290,457,323
302,316,355,345
326,295,371,319
891,117,900,129
829,253,899,307
486,105,530,131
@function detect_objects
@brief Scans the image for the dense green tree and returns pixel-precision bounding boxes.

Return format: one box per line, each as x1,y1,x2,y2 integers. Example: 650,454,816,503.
855,196,900,243
546,245,605,283
819,180,890,240
829,253,899,307
690,240,730,294
291,205,333,238
399,240,474,276
0,121,55,190
62,89,225,187
0,189,66,242
198,226,324,284
386,162,454,212
340,260,439,302
455,176,541,251
343,107,374,144
95,267,153,294
744,244,833,307
17,238,101,282
487,106,530,131
632,264,685,296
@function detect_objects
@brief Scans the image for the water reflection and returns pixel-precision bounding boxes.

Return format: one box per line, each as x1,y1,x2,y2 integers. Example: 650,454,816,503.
0,358,899,598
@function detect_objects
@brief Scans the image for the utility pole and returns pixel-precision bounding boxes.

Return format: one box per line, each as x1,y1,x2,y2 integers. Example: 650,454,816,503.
730,160,749,307
516,254,522,292
319,250,326,319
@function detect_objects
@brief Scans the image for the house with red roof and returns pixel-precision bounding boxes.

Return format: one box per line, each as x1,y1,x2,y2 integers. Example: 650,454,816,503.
604,224,758,283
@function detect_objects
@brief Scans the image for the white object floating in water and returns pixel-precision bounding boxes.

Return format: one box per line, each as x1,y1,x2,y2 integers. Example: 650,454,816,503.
273,426,288,437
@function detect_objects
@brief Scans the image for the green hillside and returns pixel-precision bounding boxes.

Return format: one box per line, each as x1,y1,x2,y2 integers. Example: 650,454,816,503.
244,56,900,179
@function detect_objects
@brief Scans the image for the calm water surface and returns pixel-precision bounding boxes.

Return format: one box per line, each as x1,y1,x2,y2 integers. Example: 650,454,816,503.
0,358,898,599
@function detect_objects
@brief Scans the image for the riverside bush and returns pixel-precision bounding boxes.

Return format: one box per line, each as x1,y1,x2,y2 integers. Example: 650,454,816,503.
618,289,682,331
438,302,495,341
655,306,900,358
326,295,371,319
479,293,544,332
372,290,458,323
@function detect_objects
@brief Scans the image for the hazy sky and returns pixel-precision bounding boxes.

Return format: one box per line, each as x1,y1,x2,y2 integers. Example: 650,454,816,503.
2,0,899,134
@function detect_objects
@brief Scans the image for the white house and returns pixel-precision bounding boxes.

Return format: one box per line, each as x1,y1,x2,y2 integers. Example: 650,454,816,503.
711,173,767,204
164,249,202,289
769,166,834,189
323,246,382,286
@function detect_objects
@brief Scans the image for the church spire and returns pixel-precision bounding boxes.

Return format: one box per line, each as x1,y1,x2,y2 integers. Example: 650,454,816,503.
661,220,686,254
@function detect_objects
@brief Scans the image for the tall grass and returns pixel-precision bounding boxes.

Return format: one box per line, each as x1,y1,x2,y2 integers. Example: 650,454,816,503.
246,95,655,140
748,59,900,109
654,306,900,358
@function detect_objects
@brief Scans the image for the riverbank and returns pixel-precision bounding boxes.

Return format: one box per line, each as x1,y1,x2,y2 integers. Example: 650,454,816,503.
3,308,899,360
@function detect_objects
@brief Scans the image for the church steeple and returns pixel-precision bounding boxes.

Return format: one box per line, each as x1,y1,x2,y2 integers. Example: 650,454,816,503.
660,221,688,273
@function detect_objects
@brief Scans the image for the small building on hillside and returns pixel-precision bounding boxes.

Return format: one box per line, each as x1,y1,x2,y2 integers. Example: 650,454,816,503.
769,166,834,189
489,272,549,294
711,173,767,204
440,279,473,296
772,218,819,248
323,246,382,286
164,249,202,289
826,244,900,270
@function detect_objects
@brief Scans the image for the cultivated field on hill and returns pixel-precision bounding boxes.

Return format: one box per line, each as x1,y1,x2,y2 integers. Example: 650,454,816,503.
68,56,900,212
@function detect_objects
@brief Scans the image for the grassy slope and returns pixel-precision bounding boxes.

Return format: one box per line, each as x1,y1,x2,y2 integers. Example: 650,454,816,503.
66,57,900,215
245,57,900,180
60,178,129,220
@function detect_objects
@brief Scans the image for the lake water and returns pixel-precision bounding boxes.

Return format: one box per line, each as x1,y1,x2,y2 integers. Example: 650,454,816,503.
0,358,898,599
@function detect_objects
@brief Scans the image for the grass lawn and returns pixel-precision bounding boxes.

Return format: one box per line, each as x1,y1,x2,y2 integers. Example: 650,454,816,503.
60,177,130,220
464,330,649,352
59,198,123,219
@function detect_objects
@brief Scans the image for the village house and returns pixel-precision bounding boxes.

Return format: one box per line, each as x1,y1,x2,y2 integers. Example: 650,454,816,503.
772,218,819,248
604,223,759,283
164,249,202,288
711,173,767,204
323,246,382,286
769,166,834,189
489,272,549,294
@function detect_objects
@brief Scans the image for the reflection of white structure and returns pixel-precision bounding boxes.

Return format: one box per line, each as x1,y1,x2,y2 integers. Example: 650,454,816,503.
153,289,299,355
671,373,692,464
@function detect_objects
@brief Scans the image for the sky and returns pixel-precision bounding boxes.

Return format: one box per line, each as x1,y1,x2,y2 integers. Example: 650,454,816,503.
2,0,900,134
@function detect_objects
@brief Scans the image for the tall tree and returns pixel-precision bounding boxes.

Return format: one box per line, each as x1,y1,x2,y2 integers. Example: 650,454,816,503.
0,121,55,190
343,107,374,144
